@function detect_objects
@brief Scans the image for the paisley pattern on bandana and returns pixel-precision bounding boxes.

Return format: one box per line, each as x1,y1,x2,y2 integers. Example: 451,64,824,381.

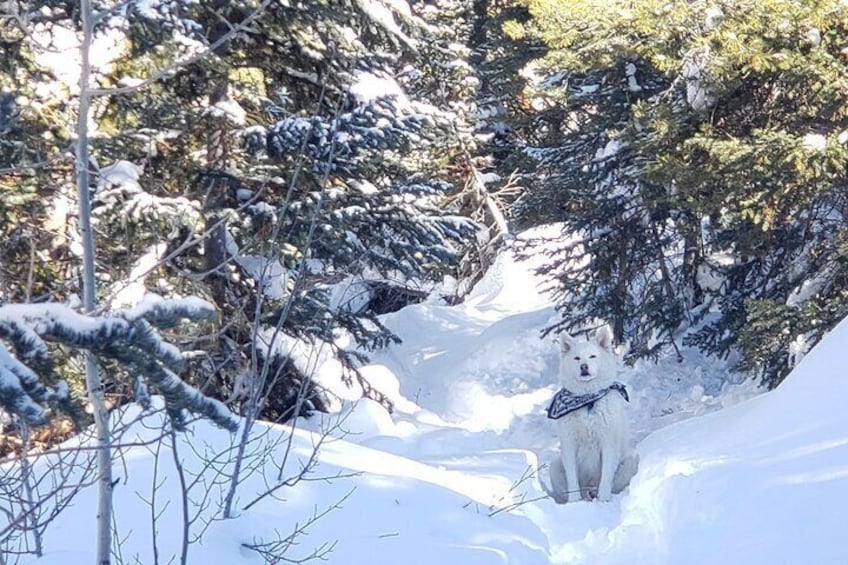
546,382,629,420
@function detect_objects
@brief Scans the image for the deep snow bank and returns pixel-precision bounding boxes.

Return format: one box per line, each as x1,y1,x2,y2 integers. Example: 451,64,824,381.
576,317,848,564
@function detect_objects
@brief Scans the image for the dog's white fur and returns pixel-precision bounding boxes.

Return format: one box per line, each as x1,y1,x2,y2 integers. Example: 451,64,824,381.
548,326,638,503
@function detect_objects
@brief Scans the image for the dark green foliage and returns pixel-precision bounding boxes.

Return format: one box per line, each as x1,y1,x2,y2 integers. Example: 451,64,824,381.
510,0,848,385
2,0,482,424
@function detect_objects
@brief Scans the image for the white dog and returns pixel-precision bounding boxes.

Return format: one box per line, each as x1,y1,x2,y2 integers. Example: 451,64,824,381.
546,326,638,503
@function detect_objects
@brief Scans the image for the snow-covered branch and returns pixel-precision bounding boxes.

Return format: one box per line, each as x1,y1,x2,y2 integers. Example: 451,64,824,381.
0,297,237,431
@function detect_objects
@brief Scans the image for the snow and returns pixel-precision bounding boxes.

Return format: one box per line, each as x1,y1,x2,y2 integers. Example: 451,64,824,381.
478,171,502,185
236,255,289,300
29,17,127,97
589,320,848,564
121,293,216,323
625,63,641,93
350,71,406,104
805,27,822,47
787,332,814,369
802,133,827,152
135,0,167,19
350,179,380,195
98,160,143,192
786,265,834,307
596,139,621,161
704,6,724,30
94,159,202,229
208,98,247,126
10,226,848,564
349,0,417,50
683,50,715,112
697,250,737,292
0,342,48,424
328,276,374,314
108,244,166,309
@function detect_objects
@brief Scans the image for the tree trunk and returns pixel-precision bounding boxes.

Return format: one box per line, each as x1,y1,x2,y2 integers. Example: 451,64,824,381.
76,1,113,562
681,213,705,311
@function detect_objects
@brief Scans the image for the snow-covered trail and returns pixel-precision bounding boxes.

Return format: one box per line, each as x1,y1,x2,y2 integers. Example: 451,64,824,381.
330,236,761,562
342,234,848,564
20,230,848,564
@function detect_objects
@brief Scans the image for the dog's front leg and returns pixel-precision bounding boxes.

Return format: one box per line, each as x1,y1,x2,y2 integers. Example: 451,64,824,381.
559,438,581,503
597,440,618,502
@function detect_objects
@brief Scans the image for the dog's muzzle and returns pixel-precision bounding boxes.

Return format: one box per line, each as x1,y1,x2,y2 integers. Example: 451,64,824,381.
580,364,590,377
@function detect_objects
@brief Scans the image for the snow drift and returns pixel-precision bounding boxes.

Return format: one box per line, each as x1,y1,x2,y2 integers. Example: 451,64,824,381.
10,236,848,564
590,316,848,564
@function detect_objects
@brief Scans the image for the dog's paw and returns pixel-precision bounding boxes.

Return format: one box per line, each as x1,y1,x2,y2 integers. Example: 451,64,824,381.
551,492,569,504
585,487,598,500
596,489,613,502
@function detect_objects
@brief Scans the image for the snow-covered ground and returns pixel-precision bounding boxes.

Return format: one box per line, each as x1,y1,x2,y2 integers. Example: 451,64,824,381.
13,231,848,564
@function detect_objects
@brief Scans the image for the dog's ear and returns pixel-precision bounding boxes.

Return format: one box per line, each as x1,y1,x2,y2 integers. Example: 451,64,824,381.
594,325,614,351
559,334,574,354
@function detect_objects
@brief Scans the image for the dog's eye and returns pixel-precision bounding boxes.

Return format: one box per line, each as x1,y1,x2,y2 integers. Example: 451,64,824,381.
574,356,580,361
589,354,596,359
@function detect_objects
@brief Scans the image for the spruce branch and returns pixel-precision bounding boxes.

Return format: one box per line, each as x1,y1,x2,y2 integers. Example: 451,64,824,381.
0,299,237,431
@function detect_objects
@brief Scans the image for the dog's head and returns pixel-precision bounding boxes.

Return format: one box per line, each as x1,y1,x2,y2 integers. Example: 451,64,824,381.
558,326,616,388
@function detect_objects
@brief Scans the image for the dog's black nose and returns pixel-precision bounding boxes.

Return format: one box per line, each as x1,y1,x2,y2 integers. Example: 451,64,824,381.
580,363,589,375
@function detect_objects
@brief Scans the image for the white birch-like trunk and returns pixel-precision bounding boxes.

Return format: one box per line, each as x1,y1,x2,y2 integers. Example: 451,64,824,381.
75,1,114,563
19,422,42,557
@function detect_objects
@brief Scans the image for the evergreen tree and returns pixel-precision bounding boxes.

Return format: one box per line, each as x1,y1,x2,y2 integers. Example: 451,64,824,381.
1,0,483,424
508,0,848,384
